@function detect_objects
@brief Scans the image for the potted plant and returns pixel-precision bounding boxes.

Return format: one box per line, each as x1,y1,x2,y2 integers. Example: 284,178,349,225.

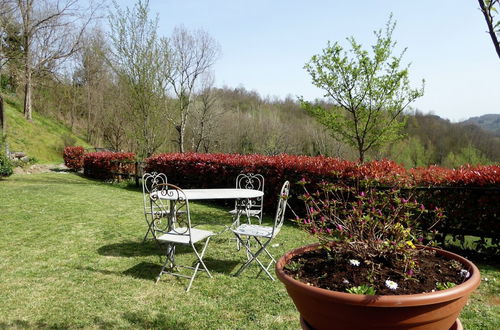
276,180,480,330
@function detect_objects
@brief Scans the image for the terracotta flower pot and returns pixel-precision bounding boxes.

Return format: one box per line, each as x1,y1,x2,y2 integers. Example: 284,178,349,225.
276,243,480,330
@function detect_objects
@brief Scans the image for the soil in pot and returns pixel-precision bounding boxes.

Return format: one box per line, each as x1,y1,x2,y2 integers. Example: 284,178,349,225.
283,247,469,295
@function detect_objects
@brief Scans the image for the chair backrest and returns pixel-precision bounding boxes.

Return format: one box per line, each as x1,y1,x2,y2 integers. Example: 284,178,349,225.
142,172,168,214
235,173,265,212
271,181,290,237
150,183,193,238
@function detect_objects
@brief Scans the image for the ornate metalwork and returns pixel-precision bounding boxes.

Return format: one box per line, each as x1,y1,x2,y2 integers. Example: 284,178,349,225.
234,173,265,224
152,183,213,292
142,172,169,241
230,181,290,280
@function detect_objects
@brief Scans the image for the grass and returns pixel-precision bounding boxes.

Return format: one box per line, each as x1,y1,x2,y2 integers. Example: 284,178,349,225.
3,94,90,163
1,173,498,329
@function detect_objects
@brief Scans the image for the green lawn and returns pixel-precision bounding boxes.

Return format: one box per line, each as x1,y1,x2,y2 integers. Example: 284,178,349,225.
0,173,498,329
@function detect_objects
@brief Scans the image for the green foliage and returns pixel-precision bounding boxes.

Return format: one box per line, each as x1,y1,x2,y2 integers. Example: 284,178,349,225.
346,285,376,295
296,180,446,288
436,282,457,291
0,153,13,177
300,16,424,162
284,260,302,272
388,136,434,168
442,144,492,168
108,0,170,158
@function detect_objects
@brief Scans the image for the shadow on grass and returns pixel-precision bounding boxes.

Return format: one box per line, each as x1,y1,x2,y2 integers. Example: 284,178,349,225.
122,261,162,280
97,240,213,258
0,313,190,329
98,240,159,257
122,311,191,329
0,319,115,329
203,257,240,274
77,262,160,281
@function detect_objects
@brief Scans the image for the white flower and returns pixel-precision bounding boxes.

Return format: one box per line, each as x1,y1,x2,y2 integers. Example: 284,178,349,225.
349,259,360,266
385,279,398,290
460,269,470,279
342,279,350,284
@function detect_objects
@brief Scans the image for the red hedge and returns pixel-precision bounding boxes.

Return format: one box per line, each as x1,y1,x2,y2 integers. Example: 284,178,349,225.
145,153,500,244
83,152,136,180
145,152,499,188
63,146,85,171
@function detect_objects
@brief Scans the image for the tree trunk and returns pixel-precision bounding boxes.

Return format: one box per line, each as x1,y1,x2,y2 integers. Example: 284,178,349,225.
358,147,364,164
23,68,32,120
0,94,5,137
179,127,185,153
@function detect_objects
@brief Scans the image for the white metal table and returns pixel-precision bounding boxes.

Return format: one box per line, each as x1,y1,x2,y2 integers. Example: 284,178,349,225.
151,188,263,201
151,188,264,226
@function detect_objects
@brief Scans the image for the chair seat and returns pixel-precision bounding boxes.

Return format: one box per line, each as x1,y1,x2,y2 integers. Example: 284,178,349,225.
228,209,261,216
232,224,273,238
157,227,214,244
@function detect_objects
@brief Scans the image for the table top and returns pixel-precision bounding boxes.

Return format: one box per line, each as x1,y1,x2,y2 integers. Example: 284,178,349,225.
152,188,264,201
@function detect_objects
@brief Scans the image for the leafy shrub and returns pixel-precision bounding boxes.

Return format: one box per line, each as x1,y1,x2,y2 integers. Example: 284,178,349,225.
64,146,85,171
0,153,13,178
83,152,136,180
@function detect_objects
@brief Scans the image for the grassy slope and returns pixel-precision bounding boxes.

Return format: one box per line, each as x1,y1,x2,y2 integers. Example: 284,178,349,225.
0,173,498,329
3,94,90,163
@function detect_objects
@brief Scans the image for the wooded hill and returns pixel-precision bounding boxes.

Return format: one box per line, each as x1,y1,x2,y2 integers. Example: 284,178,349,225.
462,114,500,136
2,85,499,167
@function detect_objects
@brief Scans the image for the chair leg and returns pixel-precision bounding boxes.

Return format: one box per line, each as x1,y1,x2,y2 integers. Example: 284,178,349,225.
183,238,212,292
192,237,212,278
234,235,275,281
143,215,153,242
254,237,276,279
156,243,176,283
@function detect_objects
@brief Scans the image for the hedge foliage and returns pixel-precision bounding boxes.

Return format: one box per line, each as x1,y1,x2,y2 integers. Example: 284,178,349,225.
83,152,136,180
63,146,86,171
145,152,500,248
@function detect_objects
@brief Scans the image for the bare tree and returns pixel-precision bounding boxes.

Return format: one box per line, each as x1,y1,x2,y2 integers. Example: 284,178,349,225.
108,0,170,158
7,0,97,120
167,26,219,153
478,0,500,59
74,29,111,145
190,73,224,153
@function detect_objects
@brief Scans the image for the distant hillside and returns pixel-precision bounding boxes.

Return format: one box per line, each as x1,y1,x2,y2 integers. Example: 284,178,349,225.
462,114,500,136
2,95,90,163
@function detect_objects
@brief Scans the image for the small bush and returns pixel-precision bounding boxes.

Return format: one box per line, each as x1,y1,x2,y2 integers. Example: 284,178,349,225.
0,153,13,178
83,151,136,180
64,146,85,171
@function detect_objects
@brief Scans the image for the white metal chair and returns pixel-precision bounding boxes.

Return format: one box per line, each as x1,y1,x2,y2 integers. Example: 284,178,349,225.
229,173,265,224
142,172,169,241
151,183,214,292
230,181,290,280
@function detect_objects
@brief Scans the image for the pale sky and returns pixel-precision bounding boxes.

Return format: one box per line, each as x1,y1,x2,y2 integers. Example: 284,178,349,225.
119,0,499,122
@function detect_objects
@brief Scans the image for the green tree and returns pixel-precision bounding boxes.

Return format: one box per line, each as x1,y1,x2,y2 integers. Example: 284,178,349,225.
108,0,170,158
389,136,434,168
300,17,424,163
442,144,491,168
